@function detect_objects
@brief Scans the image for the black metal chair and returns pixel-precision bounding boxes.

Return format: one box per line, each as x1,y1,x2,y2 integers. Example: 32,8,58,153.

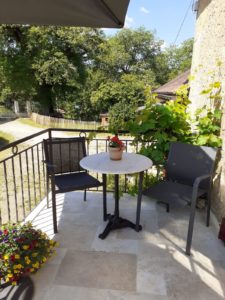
43,137,107,234
143,141,217,255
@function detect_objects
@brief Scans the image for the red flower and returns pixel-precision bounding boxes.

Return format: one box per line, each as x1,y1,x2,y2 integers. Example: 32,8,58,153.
10,255,15,262
108,135,124,149
3,229,8,235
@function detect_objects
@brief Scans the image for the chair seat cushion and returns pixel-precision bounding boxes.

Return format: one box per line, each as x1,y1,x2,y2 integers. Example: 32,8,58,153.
54,172,102,192
143,181,206,205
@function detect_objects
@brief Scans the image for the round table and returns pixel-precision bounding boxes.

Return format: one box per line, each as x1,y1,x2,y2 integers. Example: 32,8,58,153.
80,152,152,239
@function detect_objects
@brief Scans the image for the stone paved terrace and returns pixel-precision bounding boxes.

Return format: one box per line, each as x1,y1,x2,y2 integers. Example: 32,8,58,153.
2,191,225,300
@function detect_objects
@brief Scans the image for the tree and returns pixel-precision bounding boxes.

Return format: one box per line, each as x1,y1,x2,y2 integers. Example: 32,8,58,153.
164,38,194,80
90,73,149,114
97,27,163,82
0,25,193,121
108,99,137,133
0,25,104,115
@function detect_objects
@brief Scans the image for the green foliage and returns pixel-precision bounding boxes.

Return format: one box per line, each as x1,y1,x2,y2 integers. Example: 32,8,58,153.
126,79,222,195
164,38,193,80
127,85,192,166
127,173,160,196
97,27,162,80
194,80,222,148
0,25,193,120
90,73,148,113
127,80,222,177
108,99,137,133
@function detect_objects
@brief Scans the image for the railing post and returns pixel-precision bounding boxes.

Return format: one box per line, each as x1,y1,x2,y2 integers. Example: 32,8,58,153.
48,129,58,233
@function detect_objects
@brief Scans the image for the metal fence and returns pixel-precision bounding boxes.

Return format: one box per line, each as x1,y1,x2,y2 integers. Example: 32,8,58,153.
0,128,141,225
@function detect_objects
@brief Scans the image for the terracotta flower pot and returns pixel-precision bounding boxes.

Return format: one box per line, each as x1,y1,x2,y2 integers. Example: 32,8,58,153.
108,146,124,160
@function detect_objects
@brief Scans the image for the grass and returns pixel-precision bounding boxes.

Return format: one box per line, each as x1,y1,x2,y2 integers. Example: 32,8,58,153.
0,130,14,145
0,131,15,161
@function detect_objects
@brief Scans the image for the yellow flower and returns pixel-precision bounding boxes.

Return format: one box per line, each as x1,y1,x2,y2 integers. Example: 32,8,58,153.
30,268,35,272
26,259,31,265
12,281,17,286
23,245,29,250
4,254,9,260
32,262,39,268
15,254,20,259
14,270,19,274
32,253,38,258
13,264,23,269
7,273,13,278
42,257,47,263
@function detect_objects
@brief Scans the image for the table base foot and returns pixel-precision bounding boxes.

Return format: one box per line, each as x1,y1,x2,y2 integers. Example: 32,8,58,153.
98,215,142,239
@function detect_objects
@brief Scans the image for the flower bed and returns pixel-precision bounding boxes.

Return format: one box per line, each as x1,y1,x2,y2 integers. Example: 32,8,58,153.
0,222,57,286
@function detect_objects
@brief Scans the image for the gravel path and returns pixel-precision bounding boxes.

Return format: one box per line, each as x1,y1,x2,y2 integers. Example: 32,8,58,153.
0,119,43,141
0,119,70,146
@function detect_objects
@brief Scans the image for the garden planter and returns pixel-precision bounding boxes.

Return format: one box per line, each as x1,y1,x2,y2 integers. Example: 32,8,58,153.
218,217,225,243
108,147,123,160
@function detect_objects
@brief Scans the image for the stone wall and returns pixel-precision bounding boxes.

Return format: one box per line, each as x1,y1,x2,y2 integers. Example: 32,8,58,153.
189,0,225,221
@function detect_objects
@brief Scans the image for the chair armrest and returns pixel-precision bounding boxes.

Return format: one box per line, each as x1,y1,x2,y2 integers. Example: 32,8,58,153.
193,174,211,190
192,174,211,204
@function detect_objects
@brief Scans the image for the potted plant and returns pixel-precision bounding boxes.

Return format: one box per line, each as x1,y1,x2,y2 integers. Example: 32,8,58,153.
107,135,125,160
0,222,57,287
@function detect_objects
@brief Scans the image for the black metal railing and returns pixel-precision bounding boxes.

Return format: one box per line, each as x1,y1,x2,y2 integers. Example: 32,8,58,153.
0,128,142,225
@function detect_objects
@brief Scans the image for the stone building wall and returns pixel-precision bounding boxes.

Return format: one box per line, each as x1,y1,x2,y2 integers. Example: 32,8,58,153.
189,0,225,221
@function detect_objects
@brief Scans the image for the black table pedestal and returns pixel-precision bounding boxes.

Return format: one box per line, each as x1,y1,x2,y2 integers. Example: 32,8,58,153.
99,172,144,239
99,215,142,239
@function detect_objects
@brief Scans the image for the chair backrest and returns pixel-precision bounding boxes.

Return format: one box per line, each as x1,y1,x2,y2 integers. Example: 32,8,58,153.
43,137,86,175
166,142,217,189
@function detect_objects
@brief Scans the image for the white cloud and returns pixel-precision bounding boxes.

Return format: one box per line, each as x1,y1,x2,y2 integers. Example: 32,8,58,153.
140,6,150,14
124,16,135,28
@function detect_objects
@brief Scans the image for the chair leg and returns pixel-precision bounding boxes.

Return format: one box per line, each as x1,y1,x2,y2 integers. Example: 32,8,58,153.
84,189,87,202
50,176,58,234
186,187,198,256
103,174,107,221
52,190,58,234
136,171,144,231
157,201,170,213
206,193,211,227
46,176,50,208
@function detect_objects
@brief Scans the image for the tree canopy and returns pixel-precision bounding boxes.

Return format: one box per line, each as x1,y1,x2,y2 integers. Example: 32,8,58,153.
0,25,193,120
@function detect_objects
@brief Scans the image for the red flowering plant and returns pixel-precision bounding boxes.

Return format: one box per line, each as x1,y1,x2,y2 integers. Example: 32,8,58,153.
107,135,124,149
0,222,57,286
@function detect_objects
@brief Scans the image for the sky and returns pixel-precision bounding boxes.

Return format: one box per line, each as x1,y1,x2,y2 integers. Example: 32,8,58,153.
105,0,197,46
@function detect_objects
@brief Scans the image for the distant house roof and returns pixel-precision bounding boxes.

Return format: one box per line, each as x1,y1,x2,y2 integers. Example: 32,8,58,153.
154,69,190,102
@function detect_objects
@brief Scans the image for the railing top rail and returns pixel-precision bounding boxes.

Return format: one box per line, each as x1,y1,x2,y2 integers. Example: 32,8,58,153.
49,128,128,134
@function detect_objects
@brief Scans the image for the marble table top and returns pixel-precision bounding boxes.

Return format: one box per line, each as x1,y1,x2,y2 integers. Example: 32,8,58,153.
80,152,153,175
